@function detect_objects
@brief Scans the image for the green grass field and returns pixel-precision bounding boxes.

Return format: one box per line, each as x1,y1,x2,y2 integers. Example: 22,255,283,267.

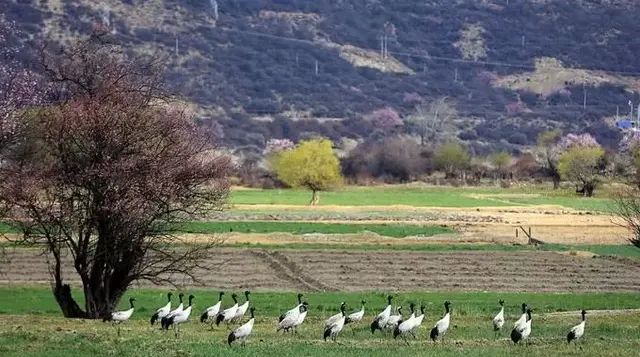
230,186,616,212
1,287,638,357
178,221,453,238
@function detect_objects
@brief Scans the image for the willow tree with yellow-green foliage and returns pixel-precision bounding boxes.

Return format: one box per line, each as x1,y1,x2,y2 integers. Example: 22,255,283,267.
558,146,605,197
270,139,342,205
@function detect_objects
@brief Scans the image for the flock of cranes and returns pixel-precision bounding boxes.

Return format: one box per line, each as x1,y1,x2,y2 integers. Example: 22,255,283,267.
106,292,588,346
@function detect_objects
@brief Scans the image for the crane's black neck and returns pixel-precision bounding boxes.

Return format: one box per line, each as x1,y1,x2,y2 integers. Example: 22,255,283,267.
581,311,586,321
188,295,194,306
250,308,255,319
340,304,347,316
526,310,532,321
167,293,172,302
129,298,135,309
218,292,224,301
179,294,184,303
232,295,238,304
410,304,415,314
245,291,251,301
521,303,526,313
387,296,393,305
420,305,425,315
297,294,303,304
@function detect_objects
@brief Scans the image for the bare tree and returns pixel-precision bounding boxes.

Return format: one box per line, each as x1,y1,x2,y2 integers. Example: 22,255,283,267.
406,97,456,146
614,188,640,249
0,34,232,319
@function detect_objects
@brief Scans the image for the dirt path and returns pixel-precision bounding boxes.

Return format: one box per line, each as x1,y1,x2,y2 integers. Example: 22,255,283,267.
3,247,639,293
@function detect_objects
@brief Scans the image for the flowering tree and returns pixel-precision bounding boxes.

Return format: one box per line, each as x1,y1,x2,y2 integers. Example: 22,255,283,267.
368,107,403,134
556,133,600,152
264,138,295,156
0,19,44,149
0,35,232,319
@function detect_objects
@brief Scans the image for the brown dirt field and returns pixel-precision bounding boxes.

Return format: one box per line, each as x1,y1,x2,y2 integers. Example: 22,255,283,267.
2,247,639,293
230,204,629,245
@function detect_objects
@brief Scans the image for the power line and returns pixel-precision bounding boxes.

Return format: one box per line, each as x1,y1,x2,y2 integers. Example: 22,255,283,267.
213,26,640,77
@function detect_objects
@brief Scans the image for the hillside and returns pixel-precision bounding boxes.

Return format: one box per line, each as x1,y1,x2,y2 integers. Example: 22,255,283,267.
3,0,640,155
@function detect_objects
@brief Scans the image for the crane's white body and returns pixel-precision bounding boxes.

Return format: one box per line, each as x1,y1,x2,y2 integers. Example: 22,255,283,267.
385,308,403,330
171,305,193,326
520,318,532,340
293,308,307,330
374,304,392,327
219,302,239,324
229,317,255,345
167,302,184,320
493,306,505,331
202,300,222,321
346,305,365,323
233,300,250,322
111,307,134,323
324,315,345,341
278,307,300,331
325,305,345,328
514,311,527,330
433,312,450,337
395,314,416,338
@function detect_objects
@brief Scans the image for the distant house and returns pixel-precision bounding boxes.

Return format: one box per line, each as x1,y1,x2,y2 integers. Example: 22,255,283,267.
616,119,634,129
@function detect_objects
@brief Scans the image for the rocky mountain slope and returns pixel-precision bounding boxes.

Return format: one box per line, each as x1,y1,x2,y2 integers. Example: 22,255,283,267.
3,0,640,155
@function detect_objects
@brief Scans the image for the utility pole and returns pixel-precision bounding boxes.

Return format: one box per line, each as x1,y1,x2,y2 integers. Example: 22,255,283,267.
521,35,525,49
454,68,458,82
582,83,587,110
175,35,179,57
315,60,319,76
616,105,620,120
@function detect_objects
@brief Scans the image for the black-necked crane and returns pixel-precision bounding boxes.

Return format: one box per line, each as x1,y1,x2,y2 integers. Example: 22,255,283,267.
278,301,308,333
228,307,256,346
279,293,304,323
150,292,172,326
492,299,505,335
323,302,347,342
231,291,251,323
200,291,224,326
370,295,393,334
215,293,239,327
430,301,451,342
411,304,425,335
511,308,532,344
385,305,403,331
291,300,309,333
567,310,587,344
393,303,417,343
325,302,347,329
162,294,195,337
105,297,135,336
345,300,366,325
513,303,528,330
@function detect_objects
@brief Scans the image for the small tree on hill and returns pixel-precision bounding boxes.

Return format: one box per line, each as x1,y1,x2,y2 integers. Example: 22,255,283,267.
0,34,232,319
490,151,512,180
271,138,342,205
405,97,456,146
434,142,470,179
535,129,562,189
558,146,605,197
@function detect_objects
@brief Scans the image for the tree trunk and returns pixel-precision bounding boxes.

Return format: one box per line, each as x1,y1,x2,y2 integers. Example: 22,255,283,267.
552,175,560,189
53,283,86,318
583,182,595,197
310,190,319,205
